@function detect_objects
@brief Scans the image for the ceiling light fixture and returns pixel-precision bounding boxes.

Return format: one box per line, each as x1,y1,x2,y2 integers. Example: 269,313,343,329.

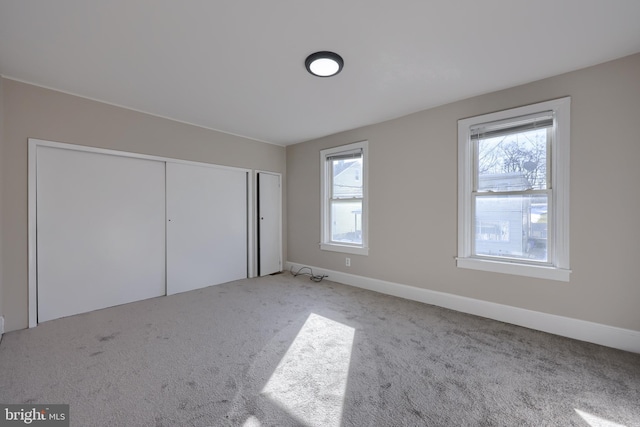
305,51,344,77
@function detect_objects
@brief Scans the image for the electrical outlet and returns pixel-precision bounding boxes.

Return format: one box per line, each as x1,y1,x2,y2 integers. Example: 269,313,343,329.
345,257,351,267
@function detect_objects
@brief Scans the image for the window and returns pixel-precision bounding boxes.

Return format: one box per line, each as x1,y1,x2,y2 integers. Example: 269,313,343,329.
457,98,571,281
320,141,369,256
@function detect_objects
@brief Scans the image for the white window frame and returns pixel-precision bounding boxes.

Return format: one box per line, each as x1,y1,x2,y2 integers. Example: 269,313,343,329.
457,97,571,281
320,141,369,256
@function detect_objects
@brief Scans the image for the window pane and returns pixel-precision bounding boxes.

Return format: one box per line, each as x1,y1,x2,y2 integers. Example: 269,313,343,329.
477,128,548,191
330,200,362,244
332,158,362,199
474,194,548,262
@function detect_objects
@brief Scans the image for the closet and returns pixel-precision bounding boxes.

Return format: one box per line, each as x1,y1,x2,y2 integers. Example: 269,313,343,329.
31,139,249,323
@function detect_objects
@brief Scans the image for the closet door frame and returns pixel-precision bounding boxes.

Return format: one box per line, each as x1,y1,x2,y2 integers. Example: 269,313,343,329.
28,138,254,328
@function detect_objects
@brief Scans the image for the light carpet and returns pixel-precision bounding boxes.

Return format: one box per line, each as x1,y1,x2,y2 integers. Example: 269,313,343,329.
0,273,638,426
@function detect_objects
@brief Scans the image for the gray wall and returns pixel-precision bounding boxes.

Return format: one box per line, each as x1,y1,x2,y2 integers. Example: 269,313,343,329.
287,53,640,331
1,78,286,332
0,77,4,330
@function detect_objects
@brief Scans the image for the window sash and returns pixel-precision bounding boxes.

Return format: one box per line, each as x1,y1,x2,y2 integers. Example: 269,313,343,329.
329,198,363,246
473,126,553,193
471,190,553,265
328,156,363,200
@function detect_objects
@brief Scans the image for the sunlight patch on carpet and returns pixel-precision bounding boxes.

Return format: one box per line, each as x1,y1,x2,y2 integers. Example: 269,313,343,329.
261,313,355,427
575,409,627,427
241,415,262,427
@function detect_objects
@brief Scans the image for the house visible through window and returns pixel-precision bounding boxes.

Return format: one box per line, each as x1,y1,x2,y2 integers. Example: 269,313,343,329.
457,98,571,281
474,116,550,262
320,141,369,256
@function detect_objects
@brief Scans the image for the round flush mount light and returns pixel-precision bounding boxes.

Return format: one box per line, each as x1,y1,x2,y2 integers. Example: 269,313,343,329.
305,51,344,77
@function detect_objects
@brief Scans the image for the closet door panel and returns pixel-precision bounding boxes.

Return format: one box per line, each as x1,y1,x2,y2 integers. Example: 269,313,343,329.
258,172,281,276
37,146,166,322
167,163,247,295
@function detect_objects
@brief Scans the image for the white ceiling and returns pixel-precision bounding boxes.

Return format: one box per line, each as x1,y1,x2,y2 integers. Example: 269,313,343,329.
1,1,639,146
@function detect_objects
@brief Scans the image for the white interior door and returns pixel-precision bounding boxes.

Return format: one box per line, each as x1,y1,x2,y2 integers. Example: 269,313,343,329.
167,162,248,295
258,172,282,276
36,146,166,323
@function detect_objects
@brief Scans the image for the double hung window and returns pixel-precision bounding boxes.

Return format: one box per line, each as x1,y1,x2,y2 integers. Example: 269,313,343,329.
457,98,571,281
320,141,369,256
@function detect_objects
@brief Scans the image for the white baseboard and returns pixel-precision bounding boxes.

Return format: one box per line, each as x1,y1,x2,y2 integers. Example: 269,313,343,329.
286,262,640,354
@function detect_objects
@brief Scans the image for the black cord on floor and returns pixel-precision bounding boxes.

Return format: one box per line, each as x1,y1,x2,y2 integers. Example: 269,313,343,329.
290,266,328,282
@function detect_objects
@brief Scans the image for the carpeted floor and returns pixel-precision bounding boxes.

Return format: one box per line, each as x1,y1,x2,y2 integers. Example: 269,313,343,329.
0,272,638,426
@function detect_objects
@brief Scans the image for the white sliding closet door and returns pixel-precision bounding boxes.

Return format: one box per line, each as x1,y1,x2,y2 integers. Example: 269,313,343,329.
37,146,166,322
167,163,248,295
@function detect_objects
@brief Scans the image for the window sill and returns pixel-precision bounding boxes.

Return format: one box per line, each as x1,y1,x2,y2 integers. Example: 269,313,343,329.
456,257,571,282
320,243,369,256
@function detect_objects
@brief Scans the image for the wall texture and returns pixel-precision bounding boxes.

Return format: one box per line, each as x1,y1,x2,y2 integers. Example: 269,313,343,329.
1,78,286,332
287,53,640,332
